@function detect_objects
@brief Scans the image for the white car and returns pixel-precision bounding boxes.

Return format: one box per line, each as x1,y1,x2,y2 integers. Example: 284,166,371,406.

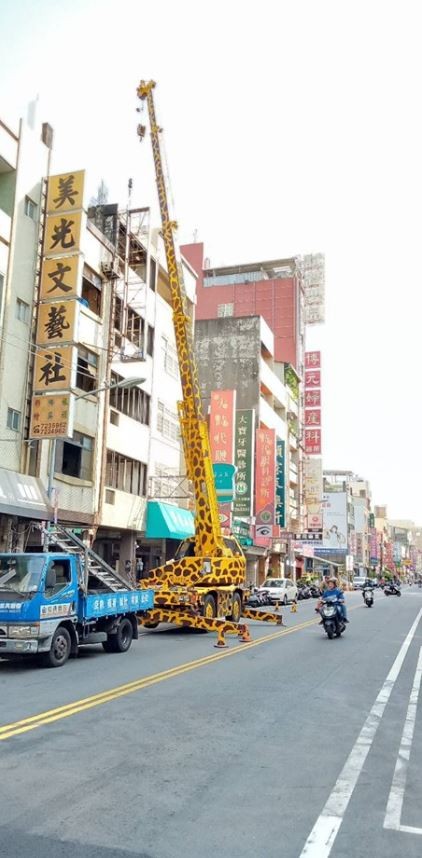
260,578,298,605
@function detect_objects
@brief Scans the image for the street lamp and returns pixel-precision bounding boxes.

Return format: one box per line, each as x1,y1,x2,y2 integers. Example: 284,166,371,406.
47,376,146,500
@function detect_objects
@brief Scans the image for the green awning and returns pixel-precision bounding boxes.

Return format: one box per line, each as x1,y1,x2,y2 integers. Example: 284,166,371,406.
146,501,195,540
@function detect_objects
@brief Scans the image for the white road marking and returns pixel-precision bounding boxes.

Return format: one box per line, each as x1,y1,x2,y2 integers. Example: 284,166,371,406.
299,608,422,858
384,645,422,835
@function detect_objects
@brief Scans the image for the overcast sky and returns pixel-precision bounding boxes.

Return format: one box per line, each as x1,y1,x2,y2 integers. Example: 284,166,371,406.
1,0,421,521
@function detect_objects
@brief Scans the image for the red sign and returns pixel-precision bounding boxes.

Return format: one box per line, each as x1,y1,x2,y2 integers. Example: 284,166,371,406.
255,427,276,529
210,390,236,464
305,351,321,369
305,389,321,408
304,429,321,455
305,409,321,427
305,370,321,388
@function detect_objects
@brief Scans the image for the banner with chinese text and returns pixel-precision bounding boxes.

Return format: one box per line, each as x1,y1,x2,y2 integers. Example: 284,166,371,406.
29,393,74,439
275,437,286,528
255,427,276,537
233,409,254,517
304,351,322,455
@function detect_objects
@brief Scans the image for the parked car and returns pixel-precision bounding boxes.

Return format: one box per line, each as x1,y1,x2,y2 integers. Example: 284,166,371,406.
258,578,298,605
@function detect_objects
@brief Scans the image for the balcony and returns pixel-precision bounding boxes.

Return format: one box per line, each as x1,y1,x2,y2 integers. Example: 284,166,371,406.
259,396,286,438
260,358,287,409
289,432,298,451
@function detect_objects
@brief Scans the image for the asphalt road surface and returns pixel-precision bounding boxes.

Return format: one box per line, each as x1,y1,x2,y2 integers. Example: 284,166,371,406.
1,588,422,858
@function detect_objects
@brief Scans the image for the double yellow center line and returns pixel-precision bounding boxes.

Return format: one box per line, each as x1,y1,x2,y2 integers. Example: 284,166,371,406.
0,617,318,742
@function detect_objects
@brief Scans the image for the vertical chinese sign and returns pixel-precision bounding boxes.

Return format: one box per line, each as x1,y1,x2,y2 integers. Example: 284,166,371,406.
29,171,85,439
275,437,286,529
233,410,255,518
209,390,236,530
304,351,322,455
255,427,276,539
369,528,378,565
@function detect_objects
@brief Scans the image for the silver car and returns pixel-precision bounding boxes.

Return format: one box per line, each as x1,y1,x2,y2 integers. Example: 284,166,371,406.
259,578,298,605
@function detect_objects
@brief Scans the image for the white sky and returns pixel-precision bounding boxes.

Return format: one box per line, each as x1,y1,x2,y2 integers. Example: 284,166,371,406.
1,0,421,521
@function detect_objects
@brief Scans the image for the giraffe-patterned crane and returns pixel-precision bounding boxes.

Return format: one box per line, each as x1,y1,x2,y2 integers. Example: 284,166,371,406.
136,80,246,588
136,82,283,640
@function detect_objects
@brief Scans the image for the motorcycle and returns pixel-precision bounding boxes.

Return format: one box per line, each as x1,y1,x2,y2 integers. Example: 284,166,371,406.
246,588,269,607
317,598,346,639
384,583,401,597
298,585,311,600
362,586,374,607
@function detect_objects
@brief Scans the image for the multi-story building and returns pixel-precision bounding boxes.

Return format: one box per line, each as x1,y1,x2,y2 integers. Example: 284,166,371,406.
0,113,53,550
183,244,306,373
195,314,300,584
0,111,197,578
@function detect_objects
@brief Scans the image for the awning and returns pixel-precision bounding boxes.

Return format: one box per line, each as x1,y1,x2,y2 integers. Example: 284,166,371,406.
0,468,51,520
146,501,195,540
312,556,342,567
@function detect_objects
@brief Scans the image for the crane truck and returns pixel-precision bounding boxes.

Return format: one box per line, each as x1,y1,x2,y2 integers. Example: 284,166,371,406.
136,81,282,645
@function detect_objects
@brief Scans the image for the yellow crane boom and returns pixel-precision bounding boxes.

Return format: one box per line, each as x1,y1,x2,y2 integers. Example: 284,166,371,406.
137,80,242,573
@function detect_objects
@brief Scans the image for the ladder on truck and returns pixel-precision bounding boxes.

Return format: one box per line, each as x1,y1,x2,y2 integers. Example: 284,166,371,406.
46,525,131,593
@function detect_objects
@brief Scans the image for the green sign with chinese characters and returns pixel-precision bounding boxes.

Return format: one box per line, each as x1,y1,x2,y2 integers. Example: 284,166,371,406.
276,437,286,528
213,463,236,502
233,410,255,517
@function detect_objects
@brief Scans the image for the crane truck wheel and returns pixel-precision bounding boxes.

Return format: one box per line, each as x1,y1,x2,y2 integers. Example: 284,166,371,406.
228,592,242,623
143,621,159,629
43,626,71,668
203,594,217,619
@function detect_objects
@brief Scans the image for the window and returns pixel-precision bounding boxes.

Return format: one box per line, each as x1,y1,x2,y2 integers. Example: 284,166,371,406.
45,559,71,596
109,372,150,424
55,431,94,481
81,265,102,316
76,347,98,393
114,295,123,332
24,196,37,220
147,324,154,356
161,337,179,378
126,307,144,349
106,450,148,496
149,257,156,291
157,401,179,441
217,303,234,317
16,298,30,323
7,408,21,432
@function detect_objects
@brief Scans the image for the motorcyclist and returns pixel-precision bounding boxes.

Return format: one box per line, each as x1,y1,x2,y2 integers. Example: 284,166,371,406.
316,577,349,622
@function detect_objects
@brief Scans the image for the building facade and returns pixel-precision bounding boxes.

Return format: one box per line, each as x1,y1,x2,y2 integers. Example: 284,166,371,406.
0,112,197,576
195,314,301,584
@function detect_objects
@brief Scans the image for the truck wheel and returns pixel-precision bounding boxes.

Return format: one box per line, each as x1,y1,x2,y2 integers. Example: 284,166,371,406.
203,594,217,619
102,638,116,653
114,618,134,652
143,621,159,629
228,592,242,623
43,626,71,668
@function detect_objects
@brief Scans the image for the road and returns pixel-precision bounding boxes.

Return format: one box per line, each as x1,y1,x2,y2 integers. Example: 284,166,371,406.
1,587,422,858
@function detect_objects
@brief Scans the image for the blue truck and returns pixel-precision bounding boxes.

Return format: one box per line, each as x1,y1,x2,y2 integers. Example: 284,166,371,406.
0,526,154,668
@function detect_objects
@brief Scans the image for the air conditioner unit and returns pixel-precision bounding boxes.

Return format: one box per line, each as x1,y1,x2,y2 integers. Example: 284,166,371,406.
101,258,120,279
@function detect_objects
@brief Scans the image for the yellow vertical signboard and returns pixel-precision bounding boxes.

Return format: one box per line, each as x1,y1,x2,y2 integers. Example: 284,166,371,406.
46,170,85,214
36,300,78,346
40,255,81,300
33,346,75,393
44,210,83,257
29,393,74,439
